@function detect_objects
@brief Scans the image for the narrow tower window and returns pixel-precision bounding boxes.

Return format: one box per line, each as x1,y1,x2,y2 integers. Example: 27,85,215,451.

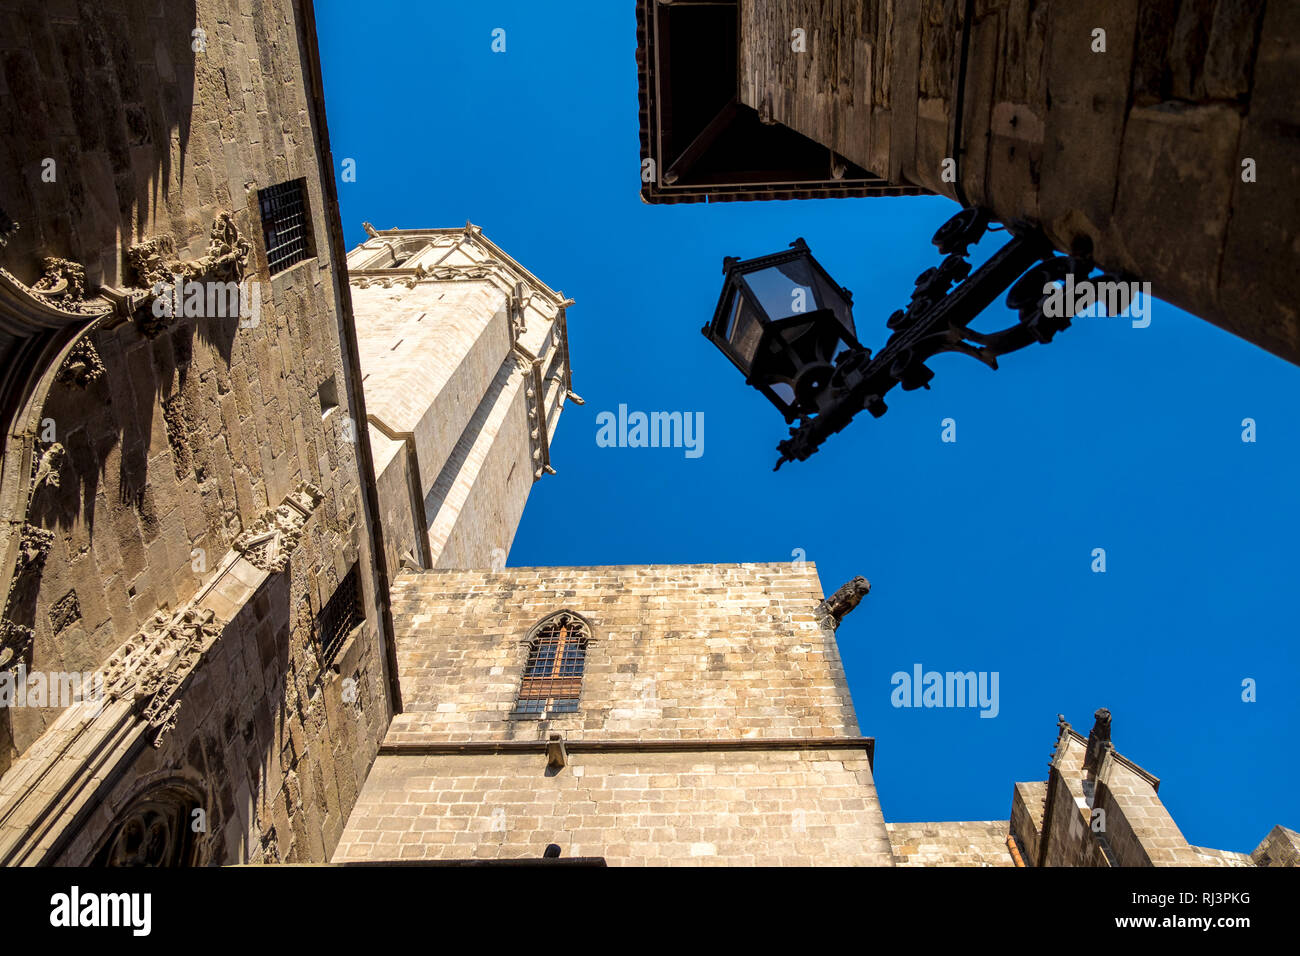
257,178,313,274
513,611,590,718
317,564,363,666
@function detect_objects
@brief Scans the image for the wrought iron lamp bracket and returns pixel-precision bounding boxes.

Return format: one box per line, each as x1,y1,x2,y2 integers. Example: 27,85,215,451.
774,208,1112,469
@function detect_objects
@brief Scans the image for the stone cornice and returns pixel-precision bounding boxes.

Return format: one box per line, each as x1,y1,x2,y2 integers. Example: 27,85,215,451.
347,223,569,309
379,736,876,766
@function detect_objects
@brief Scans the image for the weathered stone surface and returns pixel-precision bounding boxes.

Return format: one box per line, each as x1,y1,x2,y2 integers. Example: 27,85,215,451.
1251,825,1300,867
346,227,575,572
726,0,1300,364
887,820,1014,866
0,0,391,861
335,562,894,865
1002,712,1291,868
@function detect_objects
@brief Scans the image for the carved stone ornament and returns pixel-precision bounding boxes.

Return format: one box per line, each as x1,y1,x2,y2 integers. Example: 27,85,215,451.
0,258,113,336
31,257,89,306
816,576,871,629
102,605,225,747
350,262,499,288
232,482,323,573
0,618,34,676
125,234,180,291
11,523,53,583
128,212,251,289
509,351,533,376
54,338,105,387
29,442,64,498
125,212,252,337
0,207,16,247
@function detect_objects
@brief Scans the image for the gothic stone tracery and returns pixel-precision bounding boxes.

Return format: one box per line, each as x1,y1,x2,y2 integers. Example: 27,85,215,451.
232,482,324,573
102,605,226,748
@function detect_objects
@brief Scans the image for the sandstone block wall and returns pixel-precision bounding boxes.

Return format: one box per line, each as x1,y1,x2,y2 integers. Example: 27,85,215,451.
0,0,391,862
1005,715,1289,868
336,748,889,865
887,820,1014,866
1093,750,1204,866
1250,825,1300,867
346,227,575,571
385,563,861,741
335,563,894,865
423,359,535,569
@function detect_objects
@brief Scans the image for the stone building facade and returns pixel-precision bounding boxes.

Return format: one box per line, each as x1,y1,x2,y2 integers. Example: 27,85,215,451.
0,0,397,865
344,225,578,574
637,0,1300,365
893,708,1299,867
0,0,1290,869
0,2,582,867
334,564,896,865
336,565,1295,867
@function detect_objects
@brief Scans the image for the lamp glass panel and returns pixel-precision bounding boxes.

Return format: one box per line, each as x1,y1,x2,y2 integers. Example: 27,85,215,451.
725,293,764,366
811,270,855,337
743,260,816,322
769,382,796,408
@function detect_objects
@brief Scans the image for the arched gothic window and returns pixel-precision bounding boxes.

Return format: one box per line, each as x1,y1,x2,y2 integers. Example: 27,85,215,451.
512,611,590,719
89,781,205,867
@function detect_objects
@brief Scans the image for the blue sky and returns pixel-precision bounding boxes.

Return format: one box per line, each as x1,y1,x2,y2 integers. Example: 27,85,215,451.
317,1,1299,852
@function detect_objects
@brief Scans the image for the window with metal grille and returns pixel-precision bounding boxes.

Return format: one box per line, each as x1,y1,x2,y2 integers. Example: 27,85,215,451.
317,564,362,666
257,178,312,274
512,612,589,719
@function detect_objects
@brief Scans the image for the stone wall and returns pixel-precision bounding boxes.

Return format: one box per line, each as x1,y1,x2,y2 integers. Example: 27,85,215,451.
336,747,888,865
335,562,894,864
1004,713,1291,867
345,227,575,571
736,0,1300,364
384,563,861,741
0,0,392,862
1093,749,1204,866
1250,825,1300,867
423,361,534,569
887,820,1014,866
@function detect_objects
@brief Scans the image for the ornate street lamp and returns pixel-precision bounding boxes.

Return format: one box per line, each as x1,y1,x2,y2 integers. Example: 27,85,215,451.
704,208,1111,468
705,239,860,423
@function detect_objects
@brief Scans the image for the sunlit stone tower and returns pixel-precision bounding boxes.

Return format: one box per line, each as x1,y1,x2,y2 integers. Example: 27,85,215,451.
344,224,579,572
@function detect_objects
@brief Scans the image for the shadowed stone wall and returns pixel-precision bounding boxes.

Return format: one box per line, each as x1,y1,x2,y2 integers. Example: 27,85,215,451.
735,0,1297,362
0,0,392,863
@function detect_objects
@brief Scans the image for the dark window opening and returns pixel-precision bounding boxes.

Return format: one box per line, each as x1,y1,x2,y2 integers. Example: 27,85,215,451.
317,564,363,666
258,178,313,275
318,375,339,419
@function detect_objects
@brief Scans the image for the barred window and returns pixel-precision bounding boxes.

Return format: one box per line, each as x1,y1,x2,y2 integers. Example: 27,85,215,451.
512,611,590,719
257,178,312,274
317,564,363,666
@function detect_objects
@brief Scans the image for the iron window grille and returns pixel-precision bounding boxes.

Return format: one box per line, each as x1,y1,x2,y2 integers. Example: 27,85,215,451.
258,178,312,275
317,564,362,666
513,612,589,719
